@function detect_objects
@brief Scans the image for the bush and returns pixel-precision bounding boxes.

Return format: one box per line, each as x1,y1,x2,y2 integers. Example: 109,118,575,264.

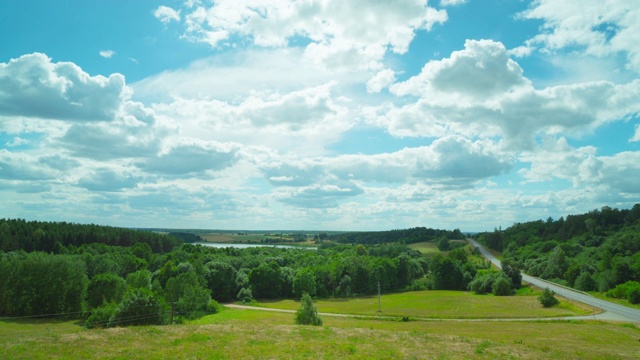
295,293,322,326
574,272,596,292
492,275,512,296
538,287,559,308
84,303,117,329
237,287,253,303
207,299,221,314
628,287,640,304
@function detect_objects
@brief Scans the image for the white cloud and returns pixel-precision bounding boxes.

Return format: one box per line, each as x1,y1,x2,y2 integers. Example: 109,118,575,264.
0,53,126,122
154,5,181,24
377,40,640,149
77,167,141,192
4,137,28,147
150,82,354,157
99,50,115,58
518,137,602,185
631,124,640,142
173,0,447,69
367,69,396,93
520,0,640,73
440,0,467,6
140,138,240,175
133,48,369,102
391,39,529,101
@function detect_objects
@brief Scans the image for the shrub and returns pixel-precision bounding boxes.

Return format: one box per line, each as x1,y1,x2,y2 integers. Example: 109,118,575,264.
492,275,512,296
237,287,253,303
84,303,117,329
295,293,322,326
628,287,640,304
538,287,559,308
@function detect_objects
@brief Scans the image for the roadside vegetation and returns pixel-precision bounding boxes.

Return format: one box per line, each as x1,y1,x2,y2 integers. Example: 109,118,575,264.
476,204,640,305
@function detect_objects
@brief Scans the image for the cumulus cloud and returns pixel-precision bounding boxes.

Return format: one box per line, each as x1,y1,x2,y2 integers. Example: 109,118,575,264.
367,69,396,93
520,0,640,72
377,40,640,149
0,53,126,122
171,0,447,69
0,150,56,181
154,5,181,24
140,139,239,175
77,168,140,192
262,135,511,196
391,39,528,101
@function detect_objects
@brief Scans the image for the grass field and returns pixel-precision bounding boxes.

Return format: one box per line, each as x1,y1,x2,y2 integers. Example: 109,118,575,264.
2,307,639,359
198,233,268,243
408,241,441,256
255,289,595,319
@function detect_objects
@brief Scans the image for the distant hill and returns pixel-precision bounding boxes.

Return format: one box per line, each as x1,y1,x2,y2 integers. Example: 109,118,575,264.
328,227,465,245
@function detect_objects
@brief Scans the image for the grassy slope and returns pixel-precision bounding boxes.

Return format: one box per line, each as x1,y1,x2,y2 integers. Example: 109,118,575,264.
3,308,640,359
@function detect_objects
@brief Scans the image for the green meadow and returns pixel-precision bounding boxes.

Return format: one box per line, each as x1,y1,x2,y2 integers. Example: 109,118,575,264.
3,289,633,359
256,288,595,319
2,305,639,359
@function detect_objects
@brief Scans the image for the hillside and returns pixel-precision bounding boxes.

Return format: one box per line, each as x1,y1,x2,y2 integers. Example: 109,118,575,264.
476,204,640,300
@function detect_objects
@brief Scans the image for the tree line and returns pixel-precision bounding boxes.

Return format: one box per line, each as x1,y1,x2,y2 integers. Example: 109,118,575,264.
476,204,640,304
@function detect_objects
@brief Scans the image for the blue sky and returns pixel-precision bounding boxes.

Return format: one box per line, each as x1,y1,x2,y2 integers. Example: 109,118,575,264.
1,0,639,231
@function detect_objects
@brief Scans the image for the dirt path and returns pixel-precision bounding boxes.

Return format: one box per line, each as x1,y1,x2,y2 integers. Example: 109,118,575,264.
224,304,627,323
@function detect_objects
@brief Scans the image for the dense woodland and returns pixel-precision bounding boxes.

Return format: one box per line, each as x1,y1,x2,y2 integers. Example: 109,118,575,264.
477,204,640,303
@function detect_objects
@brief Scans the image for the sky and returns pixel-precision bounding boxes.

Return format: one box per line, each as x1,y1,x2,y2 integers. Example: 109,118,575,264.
1,0,639,232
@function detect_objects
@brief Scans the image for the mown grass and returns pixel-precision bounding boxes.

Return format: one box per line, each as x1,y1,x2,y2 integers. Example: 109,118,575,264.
408,241,441,257
3,307,640,359
257,289,595,319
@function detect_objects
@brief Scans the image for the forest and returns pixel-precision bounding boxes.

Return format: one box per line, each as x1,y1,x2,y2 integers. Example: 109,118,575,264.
0,218,511,328
476,203,640,304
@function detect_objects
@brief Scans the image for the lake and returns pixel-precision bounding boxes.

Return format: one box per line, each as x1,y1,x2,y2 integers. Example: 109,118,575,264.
194,242,316,250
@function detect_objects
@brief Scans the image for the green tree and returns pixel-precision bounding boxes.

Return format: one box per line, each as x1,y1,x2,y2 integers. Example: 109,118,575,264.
436,237,451,251
125,269,152,290
337,275,352,297
295,293,322,326
575,272,597,291
249,261,283,299
293,268,317,299
108,288,165,327
165,271,211,320
86,273,126,309
538,287,559,308
205,261,237,302
491,274,512,296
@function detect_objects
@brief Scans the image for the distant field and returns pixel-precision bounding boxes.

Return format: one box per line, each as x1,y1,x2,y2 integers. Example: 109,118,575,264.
407,241,441,256
199,233,303,243
3,308,639,359
256,289,595,319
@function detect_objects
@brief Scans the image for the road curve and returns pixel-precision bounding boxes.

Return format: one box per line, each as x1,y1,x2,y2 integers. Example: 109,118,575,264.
467,238,640,323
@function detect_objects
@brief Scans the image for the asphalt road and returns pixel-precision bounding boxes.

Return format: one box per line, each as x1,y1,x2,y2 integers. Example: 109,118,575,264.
467,238,640,323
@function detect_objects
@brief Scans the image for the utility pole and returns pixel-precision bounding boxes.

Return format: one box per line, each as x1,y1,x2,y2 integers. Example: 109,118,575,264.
377,281,381,313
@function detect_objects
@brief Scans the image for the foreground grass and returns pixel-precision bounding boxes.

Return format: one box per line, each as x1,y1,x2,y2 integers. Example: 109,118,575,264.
257,289,595,319
3,308,639,359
